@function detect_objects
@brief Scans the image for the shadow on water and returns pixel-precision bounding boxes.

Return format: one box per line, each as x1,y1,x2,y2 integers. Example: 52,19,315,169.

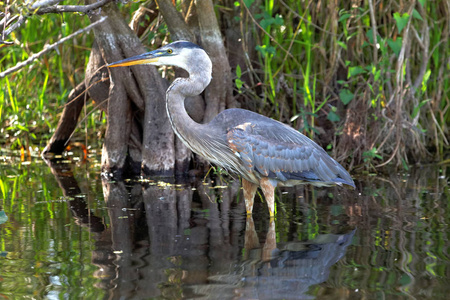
0,155,449,299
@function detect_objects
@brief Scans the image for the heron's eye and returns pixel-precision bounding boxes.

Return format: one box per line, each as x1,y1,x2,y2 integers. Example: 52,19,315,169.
167,49,173,54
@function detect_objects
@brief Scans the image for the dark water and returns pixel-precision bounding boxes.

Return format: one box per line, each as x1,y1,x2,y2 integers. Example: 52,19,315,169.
0,152,449,299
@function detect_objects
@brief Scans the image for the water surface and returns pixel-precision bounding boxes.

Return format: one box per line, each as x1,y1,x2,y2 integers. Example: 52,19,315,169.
0,153,449,299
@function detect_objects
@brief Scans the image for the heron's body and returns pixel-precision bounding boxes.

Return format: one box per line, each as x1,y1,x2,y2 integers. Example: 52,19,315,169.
108,41,355,217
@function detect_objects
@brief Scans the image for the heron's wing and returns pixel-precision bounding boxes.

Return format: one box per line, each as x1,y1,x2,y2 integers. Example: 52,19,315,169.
215,108,325,150
226,122,354,187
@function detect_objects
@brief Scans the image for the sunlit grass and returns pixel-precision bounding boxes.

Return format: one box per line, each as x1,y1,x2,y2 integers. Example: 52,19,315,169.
1,12,97,151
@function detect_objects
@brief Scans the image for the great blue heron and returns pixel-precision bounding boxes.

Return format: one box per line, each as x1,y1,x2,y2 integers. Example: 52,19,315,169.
108,41,355,217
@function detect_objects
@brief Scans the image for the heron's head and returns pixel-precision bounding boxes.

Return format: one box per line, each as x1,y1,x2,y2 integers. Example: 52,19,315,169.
107,41,212,80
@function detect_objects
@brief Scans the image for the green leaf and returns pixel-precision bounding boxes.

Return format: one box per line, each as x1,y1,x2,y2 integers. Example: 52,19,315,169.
274,14,284,25
327,110,340,122
348,66,366,78
337,41,347,50
412,99,430,119
15,124,29,132
374,69,381,82
363,147,382,161
421,69,431,93
412,9,423,20
339,13,351,22
387,37,402,56
365,29,381,45
236,64,242,78
255,45,266,55
393,12,410,33
243,0,255,7
255,45,276,55
260,16,275,29
235,78,243,90
339,89,354,105
401,158,410,171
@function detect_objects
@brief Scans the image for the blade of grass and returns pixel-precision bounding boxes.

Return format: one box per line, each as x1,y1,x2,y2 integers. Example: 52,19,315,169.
5,77,18,114
39,70,49,112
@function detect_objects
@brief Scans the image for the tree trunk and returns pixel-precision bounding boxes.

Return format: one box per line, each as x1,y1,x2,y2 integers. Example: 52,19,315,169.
156,0,237,172
195,0,236,121
88,1,175,177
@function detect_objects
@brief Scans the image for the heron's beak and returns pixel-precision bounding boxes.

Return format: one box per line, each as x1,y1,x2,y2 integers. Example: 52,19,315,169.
107,50,163,67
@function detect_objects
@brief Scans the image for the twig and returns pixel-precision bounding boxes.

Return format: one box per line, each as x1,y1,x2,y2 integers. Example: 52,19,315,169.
0,16,108,78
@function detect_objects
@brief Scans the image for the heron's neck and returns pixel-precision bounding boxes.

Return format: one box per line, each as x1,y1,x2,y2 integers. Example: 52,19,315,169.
165,75,211,153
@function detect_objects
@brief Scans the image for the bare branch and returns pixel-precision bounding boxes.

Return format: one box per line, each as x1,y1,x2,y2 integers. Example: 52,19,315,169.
30,0,63,10
33,0,113,15
0,12,10,27
1,0,113,40
3,15,25,37
0,16,108,78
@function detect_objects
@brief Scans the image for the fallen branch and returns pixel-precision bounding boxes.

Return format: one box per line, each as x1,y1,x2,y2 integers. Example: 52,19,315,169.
0,16,107,78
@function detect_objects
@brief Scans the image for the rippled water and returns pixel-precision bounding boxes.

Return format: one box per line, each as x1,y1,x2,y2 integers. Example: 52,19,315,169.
0,153,449,299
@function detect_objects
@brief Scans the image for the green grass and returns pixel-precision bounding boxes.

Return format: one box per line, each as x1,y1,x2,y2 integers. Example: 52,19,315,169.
238,0,449,167
0,11,100,151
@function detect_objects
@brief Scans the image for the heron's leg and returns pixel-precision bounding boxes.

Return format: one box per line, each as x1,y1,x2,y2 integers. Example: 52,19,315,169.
242,178,258,215
259,177,277,217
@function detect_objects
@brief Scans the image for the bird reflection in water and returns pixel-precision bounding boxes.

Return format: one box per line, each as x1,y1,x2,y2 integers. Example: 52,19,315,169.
237,219,355,300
